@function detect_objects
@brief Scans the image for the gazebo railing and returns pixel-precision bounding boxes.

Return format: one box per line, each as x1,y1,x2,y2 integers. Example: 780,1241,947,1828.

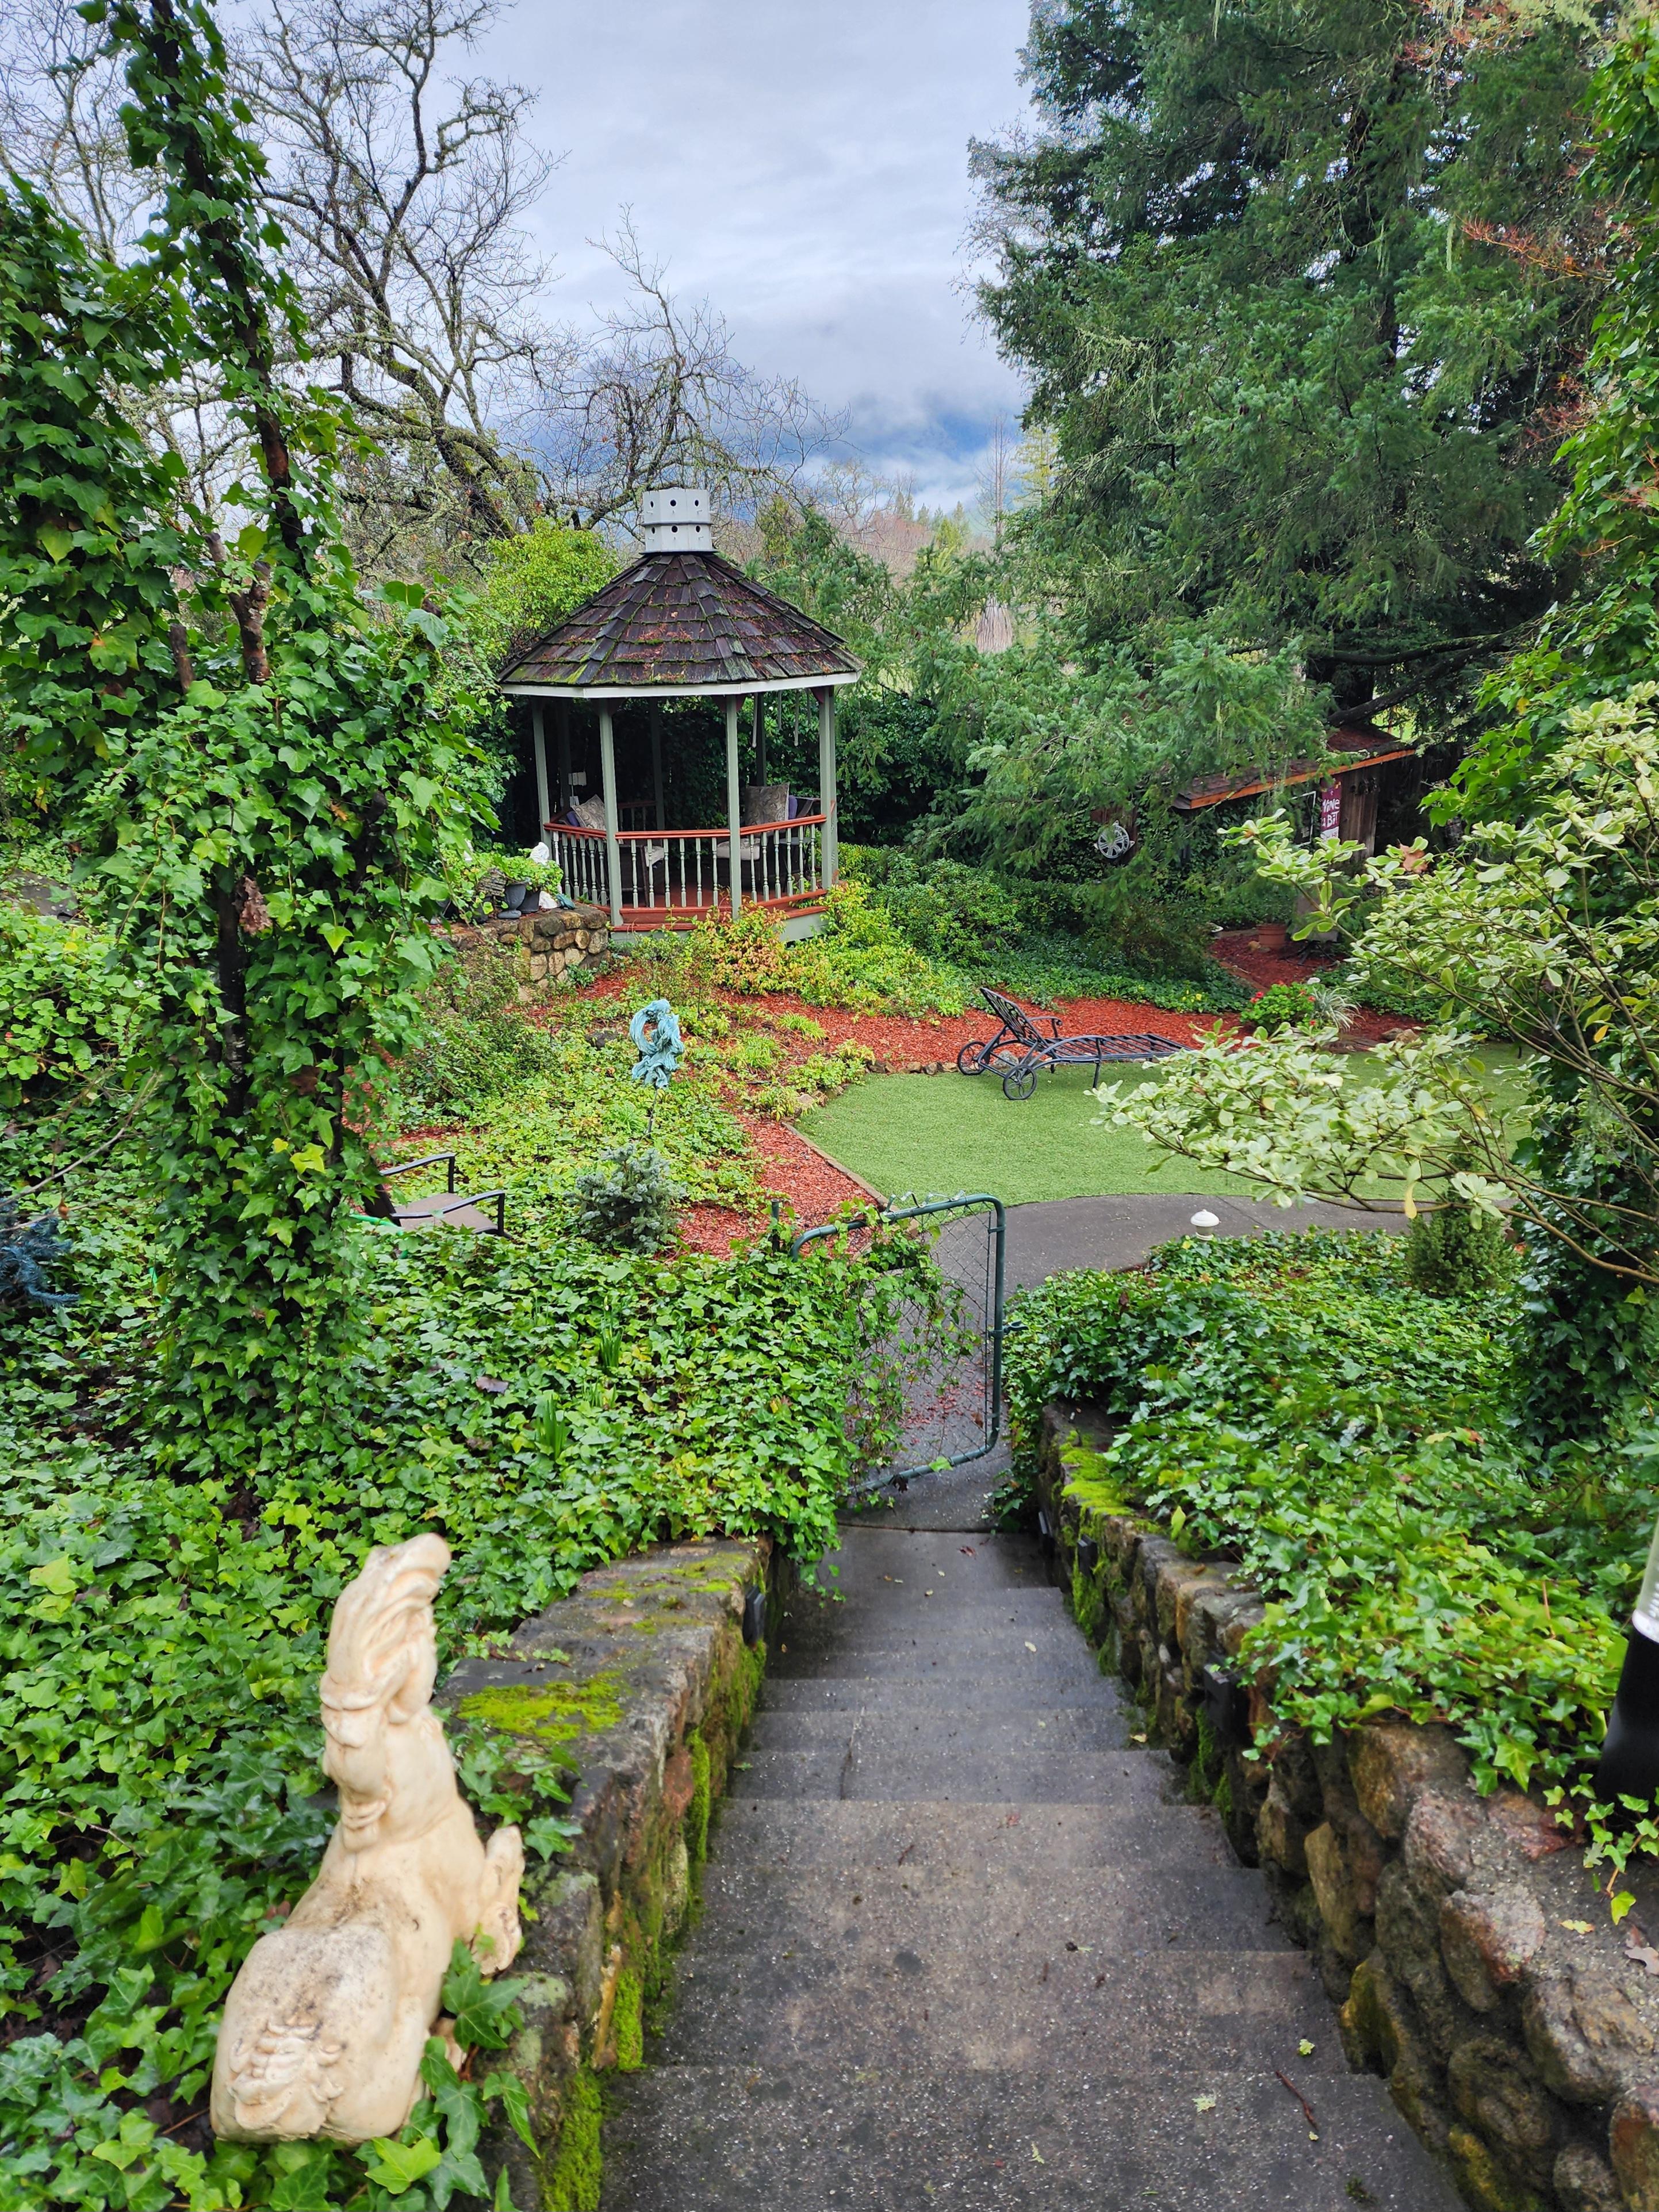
548,814,827,922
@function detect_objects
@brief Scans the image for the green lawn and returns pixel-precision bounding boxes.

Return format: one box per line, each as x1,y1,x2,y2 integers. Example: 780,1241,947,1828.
798,1050,1526,1207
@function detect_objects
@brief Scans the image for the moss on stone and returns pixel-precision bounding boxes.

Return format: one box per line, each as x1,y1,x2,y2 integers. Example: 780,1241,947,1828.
688,1732,712,1861
1060,1442,1130,1516
612,1969,644,2070
458,1674,625,1742
543,2067,603,2212
1192,1709,1221,1799
1071,1561,1106,1644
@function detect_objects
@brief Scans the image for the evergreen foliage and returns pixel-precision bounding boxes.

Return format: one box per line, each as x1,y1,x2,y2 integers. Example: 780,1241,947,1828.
975,0,1603,717
1401,1191,1516,1300
567,1141,684,1255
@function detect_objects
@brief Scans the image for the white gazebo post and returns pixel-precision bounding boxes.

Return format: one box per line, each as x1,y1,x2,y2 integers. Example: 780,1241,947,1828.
597,707,623,927
530,703,551,835
817,685,838,887
725,697,744,916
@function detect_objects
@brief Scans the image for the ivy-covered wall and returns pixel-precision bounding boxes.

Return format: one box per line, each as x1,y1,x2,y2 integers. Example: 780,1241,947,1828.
1038,1406,1659,2212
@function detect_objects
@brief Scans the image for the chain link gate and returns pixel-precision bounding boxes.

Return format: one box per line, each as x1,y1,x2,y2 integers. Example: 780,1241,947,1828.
791,1194,1006,1501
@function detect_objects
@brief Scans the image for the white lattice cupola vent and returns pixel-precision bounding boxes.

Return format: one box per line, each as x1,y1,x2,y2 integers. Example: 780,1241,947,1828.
639,485,713,553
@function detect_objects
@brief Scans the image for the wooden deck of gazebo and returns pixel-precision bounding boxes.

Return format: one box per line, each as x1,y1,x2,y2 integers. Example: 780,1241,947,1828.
499,488,860,935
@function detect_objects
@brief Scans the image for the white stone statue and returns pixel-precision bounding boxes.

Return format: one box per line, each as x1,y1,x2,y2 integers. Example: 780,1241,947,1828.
210,1534,524,2145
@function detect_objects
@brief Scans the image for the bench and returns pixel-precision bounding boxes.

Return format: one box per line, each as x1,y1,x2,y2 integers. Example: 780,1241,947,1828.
956,985,1187,1101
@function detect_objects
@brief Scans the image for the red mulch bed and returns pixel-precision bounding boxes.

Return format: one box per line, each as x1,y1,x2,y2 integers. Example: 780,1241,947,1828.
678,1117,880,1256
558,976,1220,1253
1210,927,1416,1049
543,944,1417,1253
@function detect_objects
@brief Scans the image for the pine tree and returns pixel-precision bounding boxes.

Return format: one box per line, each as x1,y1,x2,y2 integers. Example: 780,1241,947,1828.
974,0,1608,719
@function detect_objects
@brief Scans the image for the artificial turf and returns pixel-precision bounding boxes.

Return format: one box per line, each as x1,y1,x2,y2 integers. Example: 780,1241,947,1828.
797,1050,1525,1209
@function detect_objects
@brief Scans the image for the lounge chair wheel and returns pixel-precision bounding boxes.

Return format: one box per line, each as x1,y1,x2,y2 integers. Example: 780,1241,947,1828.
1002,1065,1039,1101
956,1038,991,1075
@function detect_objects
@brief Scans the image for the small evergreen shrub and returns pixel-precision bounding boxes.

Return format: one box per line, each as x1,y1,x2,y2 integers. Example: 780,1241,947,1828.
567,1142,683,1252
0,1194,75,1306
1402,1198,1516,1298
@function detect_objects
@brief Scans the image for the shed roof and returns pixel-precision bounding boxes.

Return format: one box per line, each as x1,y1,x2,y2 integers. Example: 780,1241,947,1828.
498,549,862,699
1173,724,1413,812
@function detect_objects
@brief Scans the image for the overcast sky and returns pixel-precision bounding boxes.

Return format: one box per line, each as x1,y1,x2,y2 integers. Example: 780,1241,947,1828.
472,0,1036,512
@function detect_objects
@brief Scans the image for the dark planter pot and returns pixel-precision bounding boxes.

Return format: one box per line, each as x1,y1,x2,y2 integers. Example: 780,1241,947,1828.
503,881,529,912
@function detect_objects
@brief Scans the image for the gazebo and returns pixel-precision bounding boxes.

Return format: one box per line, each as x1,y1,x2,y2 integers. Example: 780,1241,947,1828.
499,488,861,937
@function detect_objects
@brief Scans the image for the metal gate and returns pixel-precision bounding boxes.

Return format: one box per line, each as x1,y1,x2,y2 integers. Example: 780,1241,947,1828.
792,1194,1006,1500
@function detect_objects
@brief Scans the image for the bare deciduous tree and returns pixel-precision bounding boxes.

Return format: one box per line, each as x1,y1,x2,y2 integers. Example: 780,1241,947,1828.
237,0,558,557
1,0,841,578
539,214,837,534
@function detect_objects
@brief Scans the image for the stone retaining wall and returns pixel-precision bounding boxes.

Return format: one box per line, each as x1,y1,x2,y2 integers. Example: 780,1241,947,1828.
439,1535,781,2210
1037,1402,1659,2212
448,901,611,991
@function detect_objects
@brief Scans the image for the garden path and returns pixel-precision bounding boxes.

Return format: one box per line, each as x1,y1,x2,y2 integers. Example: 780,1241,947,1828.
600,1525,1458,2208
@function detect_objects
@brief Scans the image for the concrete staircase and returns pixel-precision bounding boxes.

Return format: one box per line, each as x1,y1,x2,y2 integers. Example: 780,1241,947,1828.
602,1527,1459,2209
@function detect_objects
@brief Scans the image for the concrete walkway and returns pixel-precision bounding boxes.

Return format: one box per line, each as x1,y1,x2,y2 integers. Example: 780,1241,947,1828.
601,1529,1457,2209
1000,1191,1405,1294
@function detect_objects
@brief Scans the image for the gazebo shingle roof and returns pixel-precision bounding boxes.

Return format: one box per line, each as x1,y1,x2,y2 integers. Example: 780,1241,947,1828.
498,550,861,697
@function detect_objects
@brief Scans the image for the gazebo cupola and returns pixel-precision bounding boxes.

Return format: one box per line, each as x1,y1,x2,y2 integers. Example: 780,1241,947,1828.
499,487,861,936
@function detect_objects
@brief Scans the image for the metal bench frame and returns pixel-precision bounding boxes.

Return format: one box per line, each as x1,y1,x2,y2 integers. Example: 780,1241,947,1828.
381,1151,507,1235
956,984,1187,1101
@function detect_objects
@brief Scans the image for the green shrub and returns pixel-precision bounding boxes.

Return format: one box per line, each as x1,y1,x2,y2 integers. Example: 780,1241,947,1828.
568,1141,683,1252
751,1041,876,1120
1403,1197,1517,1298
839,849,1250,1012
396,936,563,1117
0,904,142,1113
786,883,968,1013
860,854,1024,965
1005,1233,1648,1865
1244,980,1321,1031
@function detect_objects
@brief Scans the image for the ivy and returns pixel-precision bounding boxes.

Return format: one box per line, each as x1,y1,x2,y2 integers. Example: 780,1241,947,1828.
0,0,492,1475
0,1109,937,2209
1006,1233,1656,1868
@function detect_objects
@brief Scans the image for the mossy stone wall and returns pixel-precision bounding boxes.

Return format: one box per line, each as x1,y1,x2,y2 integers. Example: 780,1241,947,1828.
440,1534,780,2210
1038,1402,1659,2212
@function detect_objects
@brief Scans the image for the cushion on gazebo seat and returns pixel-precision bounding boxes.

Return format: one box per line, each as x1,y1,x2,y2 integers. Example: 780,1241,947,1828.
570,796,608,830
740,783,790,826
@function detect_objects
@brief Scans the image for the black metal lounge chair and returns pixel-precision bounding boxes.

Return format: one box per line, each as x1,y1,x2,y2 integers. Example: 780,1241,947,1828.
956,985,1187,1101
380,1152,507,1234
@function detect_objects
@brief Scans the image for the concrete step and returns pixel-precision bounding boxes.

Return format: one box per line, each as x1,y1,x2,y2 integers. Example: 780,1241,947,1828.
601,2063,1458,2211
690,1860,1289,1954
758,1667,1114,1711
729,1741,1181,1804
707,1797,1239,1876
742,1704,1136,1756
650,1945,1340,2071
767,1636,1106,1679
601,1521,1454,2212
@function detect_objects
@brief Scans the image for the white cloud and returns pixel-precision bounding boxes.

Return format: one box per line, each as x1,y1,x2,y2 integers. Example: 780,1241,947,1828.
475,0,1033,505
